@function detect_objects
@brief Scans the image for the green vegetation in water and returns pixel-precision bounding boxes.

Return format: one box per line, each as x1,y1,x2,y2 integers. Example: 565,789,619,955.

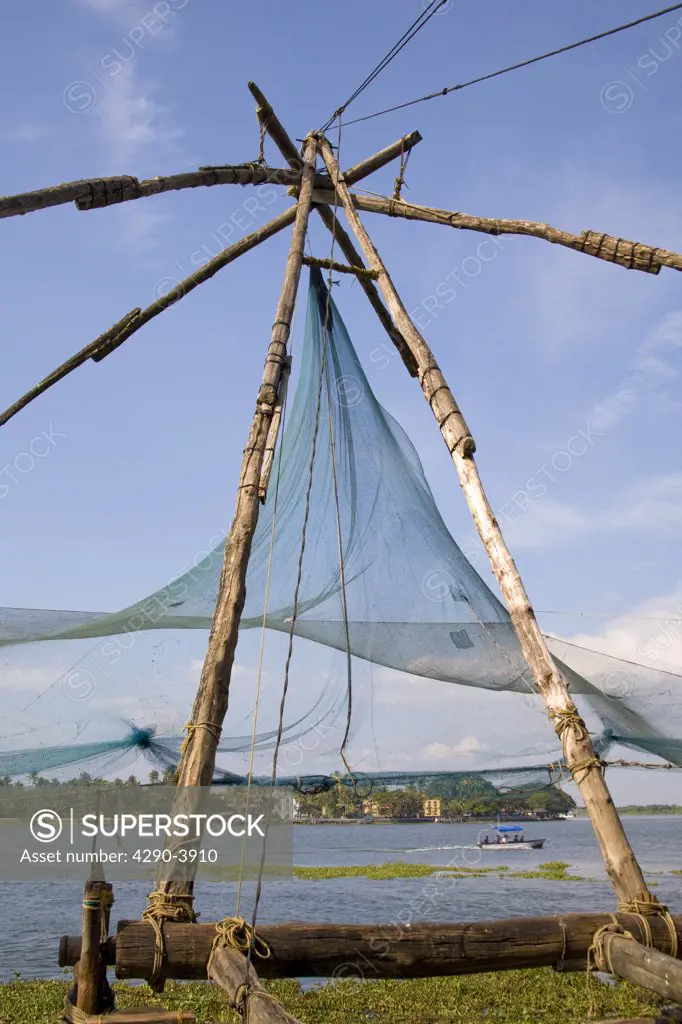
0,973,662,1024
292,860,585,882
617,804,682,815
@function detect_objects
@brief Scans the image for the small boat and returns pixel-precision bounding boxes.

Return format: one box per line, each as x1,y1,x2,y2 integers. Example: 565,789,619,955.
476,824,546,850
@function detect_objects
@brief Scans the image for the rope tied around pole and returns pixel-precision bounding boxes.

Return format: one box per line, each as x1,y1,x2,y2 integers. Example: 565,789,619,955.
208,917,272,1021
549,708,604,782
141,891,198,990
178,719,222,760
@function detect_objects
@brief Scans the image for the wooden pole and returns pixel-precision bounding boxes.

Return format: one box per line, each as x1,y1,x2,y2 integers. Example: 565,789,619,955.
600,934,682,1003
317,135,652,908
209,946,302,1024
58,911,682,980
74,879,106,1015
0,206,298,429
152,136,318,909
259,355,291,503
248,82,418,376
308,189,682,276
0,164,331,219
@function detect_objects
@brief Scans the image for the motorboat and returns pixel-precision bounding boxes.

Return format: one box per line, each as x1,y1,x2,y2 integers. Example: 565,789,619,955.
476,824,546,850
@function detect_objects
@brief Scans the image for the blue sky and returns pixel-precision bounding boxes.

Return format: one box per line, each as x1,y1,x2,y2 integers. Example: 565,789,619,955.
2,0,682,802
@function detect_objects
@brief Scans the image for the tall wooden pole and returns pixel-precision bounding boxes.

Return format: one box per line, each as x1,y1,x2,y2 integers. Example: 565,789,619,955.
152,136,318,911
317,135,652,908
247,82,418,376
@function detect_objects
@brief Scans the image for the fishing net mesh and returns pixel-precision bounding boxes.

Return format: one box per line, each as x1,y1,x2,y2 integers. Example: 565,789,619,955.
0,268,680,787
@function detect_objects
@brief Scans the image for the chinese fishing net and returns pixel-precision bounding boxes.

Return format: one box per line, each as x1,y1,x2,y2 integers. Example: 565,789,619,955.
1,267,680,792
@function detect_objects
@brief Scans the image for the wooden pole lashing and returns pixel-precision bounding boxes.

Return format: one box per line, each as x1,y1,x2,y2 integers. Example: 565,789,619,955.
317,134,652,909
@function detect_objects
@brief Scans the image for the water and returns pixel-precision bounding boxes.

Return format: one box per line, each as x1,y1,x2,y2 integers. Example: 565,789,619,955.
1,816,680,981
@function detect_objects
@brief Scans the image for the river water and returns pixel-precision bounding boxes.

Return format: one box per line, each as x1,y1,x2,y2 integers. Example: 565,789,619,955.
1,816,680,981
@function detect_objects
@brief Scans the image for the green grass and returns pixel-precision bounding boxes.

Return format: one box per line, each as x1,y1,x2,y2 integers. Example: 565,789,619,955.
0,972,662,1023
292,861,586,882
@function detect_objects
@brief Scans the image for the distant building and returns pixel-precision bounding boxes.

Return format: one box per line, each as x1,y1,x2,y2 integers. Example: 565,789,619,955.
423,798,441,818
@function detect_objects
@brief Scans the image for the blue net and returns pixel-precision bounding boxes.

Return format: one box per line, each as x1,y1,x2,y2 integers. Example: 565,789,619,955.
0,267,680,789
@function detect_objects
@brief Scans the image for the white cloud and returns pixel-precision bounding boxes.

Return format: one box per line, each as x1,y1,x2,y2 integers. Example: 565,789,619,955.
504,473,682,549
589,311,682,432
421,736,484,760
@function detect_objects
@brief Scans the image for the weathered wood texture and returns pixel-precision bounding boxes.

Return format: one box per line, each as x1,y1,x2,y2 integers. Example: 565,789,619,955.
259,355,291,503
317,135,652,908
209,946,302,1024
75,880,107,1015
0,165,331,219
59,913,682,980
606,933,682,1004
248,81,418,376
309,190,682,275
0,206,298,429
153,138,318,906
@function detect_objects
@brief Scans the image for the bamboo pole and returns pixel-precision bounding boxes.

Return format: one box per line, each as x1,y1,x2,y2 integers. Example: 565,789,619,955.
259,355,291,503
302,255,378,278
152,137,318,911
0,206,298,429
0,165,332,219
248,82,418,376
317,135,652,908
59,911,682,980
309,190,682,276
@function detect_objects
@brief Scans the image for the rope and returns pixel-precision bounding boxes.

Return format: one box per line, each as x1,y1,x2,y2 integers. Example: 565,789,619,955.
141,891,198,989
234,281,295,919
246,135,331,959
208,918,273,1024
338,3,682,127
178,719,222,760
320,118,357,786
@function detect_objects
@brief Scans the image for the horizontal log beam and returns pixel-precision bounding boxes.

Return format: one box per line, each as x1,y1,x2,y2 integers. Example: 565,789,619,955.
605,933,682,1004
302,255,379,278
58,911,682,981
310,190,682,275
0,166,332,219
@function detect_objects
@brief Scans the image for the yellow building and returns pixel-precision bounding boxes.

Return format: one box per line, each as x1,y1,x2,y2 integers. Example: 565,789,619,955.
423,798,441,818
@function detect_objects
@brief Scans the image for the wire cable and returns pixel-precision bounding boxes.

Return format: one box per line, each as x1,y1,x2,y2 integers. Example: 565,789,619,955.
319,0,452,131
339,2,682,127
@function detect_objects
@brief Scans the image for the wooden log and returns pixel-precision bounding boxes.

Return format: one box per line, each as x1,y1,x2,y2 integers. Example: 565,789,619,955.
0,205,297,429
209,946,302,1024
76,879,106,1015
317,135,652,908
72,1011,195,1023
605,933,682,1004
248,82,418,377
302,255,378,278
0,165,332,219
58,912,682,980
309,189,682,275
153,137,318,909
